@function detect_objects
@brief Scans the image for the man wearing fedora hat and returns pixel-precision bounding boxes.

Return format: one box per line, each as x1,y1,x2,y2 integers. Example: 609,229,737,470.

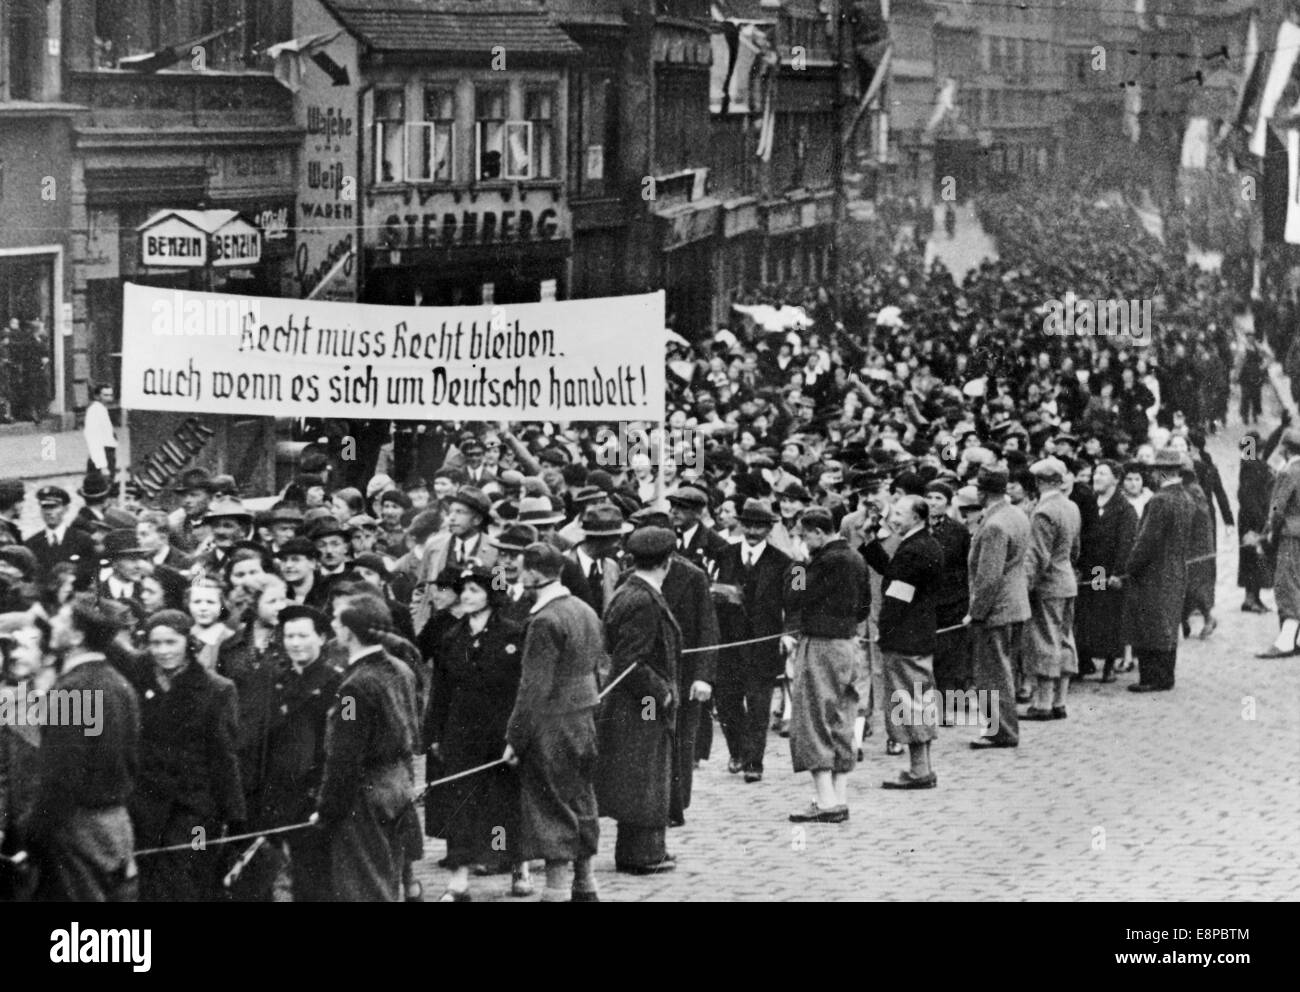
97,529,152,603
566,504,630,618
557,485,612,546
192,497,254,578
71,468,121,536
167,469,217,553
1120,449,1197,688
712,499,791,782
518,495,572,551
24,486,96,588
408,487,495,636
965,467,1031,749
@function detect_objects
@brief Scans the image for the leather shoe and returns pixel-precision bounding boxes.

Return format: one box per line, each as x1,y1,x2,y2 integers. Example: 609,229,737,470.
885,740,905,755
788,803,849,823
727,758,743,774
1198,617,1218,639
970,736,1017,750
1051,706,1067,720
1021,707,1054,721
1255,646,1300,658
743,770,763,783
616,856,677,875
1127,683,1170,693
882,771,937,789
1015,688,1032,704
570,890,600,902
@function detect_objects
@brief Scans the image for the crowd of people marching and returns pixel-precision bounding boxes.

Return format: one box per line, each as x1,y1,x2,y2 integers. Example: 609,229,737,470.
0,180,1293,904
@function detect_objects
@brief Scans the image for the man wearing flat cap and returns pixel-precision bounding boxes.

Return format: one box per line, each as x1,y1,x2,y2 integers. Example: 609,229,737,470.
1120,449,1197,689
669,486,729,575
713,499,792,782
24,486,96,588
783,506,869,823
966,467,1031,749
1022,458,1081,720
597,527,683,873
504,542,606,901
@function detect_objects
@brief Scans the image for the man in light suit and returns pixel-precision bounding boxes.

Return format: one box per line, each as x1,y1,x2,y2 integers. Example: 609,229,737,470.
964,467,1031,749
1022,458,1082,721
408,487,495,635
1259,428,1300,656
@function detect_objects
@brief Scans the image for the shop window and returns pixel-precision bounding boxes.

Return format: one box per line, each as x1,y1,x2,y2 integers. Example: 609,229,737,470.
375,88,406,184
525,89,556,179
410,87,455,182
476,87,508,180
0,254,56,419
578,69,617,197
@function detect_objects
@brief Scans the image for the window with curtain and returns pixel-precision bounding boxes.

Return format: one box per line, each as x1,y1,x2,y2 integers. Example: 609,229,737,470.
525,89,556,179
476,87,507,180
375,88,406,183
410,87,455,181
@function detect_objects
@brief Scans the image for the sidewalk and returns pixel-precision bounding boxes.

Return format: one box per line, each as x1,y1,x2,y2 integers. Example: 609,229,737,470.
0,426,131,483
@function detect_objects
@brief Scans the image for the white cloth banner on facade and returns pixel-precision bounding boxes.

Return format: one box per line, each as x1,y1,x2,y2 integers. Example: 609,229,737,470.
1181,116,1209,169
729,24,763,115
1251,19,1300,158
121,284,667,421
710,31,734,113
1286,129,1300,245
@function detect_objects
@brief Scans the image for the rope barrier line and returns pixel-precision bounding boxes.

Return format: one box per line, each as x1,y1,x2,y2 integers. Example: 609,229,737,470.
117,538,1262,859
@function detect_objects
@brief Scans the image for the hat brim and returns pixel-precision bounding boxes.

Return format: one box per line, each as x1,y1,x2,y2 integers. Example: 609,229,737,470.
518,513,566,526
577,523,634,538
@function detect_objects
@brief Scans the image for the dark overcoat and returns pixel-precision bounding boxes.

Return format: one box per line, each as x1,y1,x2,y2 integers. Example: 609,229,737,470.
596,574,681,828
1238,456,1275,591
422,611,524,865
256,656,345,828
506,590,604,861
1075,492,1138,657
713,541,791,681
1121,484,1196,651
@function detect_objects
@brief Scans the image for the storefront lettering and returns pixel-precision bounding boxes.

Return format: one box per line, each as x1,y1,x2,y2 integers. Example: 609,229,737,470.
307,105,354,145
296,235,355,298
379,209,559,249
308,161,347,197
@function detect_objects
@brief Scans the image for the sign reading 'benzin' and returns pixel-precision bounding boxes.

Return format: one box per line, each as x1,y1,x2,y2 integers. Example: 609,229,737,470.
1041,293,1152,346
121,284,667,422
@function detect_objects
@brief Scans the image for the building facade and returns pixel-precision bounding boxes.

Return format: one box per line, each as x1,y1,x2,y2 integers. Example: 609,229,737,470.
0,0,77,427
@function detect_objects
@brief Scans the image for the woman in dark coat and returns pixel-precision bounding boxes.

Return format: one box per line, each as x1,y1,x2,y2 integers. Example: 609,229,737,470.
1074,462,1138,681
129,609,245,901
1180,467,1217,637
1238,428,1278,612
423,566,527,901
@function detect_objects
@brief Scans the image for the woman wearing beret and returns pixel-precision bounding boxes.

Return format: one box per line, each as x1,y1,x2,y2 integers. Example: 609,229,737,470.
128,609,245,901
424,566,528,900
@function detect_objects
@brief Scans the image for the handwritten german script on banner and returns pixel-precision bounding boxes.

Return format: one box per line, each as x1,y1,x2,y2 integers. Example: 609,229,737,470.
121,284,666,421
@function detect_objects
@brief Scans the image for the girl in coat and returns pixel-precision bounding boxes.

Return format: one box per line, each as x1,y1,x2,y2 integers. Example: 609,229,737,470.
424,567,529,900
130,609,245,901
188,577,234,670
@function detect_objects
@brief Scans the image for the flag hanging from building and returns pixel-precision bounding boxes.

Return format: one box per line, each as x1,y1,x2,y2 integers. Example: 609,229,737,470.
1287,129,1300,244
266,31,343,93
1123,81,1141,144
1232,13,1262,131
924,77,958,138
117,22,246,72
1251,18,1300,158
1181,117,1209,169
1262,125,1290,244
